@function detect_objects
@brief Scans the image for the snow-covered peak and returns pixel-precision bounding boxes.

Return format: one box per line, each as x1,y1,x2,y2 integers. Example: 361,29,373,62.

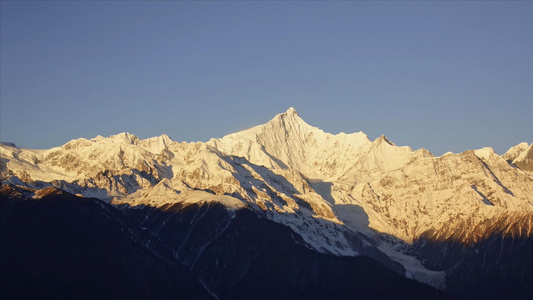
207,108,373,179
107,132,139,145
503,142,529,162
512,143,533,173
286,106,298,115
267,108,319,136
138,134,173,154
474,147,496,161
374,135,395,146
55,133,173,155
262,107,300,122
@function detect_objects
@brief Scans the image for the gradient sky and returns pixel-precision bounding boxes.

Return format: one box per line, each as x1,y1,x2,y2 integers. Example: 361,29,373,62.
1,1,531,155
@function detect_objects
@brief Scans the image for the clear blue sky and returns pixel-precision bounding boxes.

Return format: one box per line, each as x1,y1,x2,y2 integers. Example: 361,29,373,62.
1,1,531,155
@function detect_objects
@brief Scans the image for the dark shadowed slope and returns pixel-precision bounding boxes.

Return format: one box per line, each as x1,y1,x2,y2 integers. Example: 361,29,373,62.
0,184,214,300
413,235,533,300
120,202,457,300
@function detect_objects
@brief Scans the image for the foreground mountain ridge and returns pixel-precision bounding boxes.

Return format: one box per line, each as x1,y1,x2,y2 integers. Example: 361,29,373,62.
1,107,533,290
1,184,456,300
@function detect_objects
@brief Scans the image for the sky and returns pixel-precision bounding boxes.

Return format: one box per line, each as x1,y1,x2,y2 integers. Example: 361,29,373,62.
1,1,531,156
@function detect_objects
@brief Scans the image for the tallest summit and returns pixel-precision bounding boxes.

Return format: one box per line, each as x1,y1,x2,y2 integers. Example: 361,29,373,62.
272,106,305,126
286,107,298,116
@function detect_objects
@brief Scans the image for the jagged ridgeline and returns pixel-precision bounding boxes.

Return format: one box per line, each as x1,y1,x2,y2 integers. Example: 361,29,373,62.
1,107,533,299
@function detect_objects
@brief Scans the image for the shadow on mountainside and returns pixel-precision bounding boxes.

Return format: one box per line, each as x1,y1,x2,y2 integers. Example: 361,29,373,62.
284,175,533,300
0,183,455,300
14,152,411,280
308,179,335,205
8,180,533,300
225,157,298,209
5,148,533,299
411,234,533,300
117,200,455,300
259,144,289,169
308,179,373,238
119,187,533,300
214,156,399,265
0,184,215,300
4,167,167,200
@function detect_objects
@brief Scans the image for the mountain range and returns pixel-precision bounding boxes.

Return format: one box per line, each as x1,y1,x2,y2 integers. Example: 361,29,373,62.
1,107,532,299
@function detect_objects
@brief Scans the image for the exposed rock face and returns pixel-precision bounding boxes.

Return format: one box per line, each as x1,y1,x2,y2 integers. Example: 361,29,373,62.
1,108,532,292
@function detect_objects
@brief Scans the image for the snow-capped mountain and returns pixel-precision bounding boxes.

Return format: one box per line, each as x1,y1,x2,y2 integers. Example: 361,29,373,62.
1,107,532,296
